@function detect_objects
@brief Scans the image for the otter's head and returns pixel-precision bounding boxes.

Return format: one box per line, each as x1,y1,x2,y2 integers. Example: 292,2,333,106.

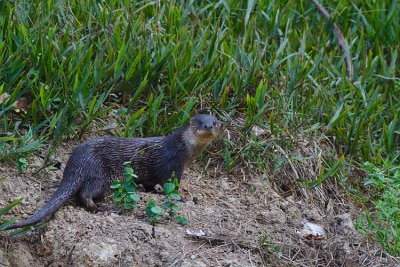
188,114,221,145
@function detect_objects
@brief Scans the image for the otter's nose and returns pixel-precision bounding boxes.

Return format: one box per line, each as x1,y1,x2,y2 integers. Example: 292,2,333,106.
204,124,213,130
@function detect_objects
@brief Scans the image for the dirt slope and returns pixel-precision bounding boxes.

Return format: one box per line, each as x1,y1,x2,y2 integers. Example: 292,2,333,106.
0,135,398,267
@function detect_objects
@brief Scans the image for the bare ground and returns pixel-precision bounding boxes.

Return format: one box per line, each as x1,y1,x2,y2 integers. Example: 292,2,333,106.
0,129,399,267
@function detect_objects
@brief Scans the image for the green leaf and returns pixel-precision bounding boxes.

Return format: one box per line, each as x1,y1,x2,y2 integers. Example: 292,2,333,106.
172,178,180,187
126,53,142,80
327,104,348,130
114,42,126,77
245,0,255,26
88,94,98,117
123,167,134,177
176,215,188,225
171,204,179,211
124,106,146,137
129,193,140,202
122,183,137,193
16,157,28,171
169,193,181,201
130,72,148,106
39,84,47,109
0,199,22,216
0,216,20,231
151,206,163,214
146,199,157,217
9,225,36,236
163,182,175,195
306,155,345,189
162,201,172,208
110,180,121,189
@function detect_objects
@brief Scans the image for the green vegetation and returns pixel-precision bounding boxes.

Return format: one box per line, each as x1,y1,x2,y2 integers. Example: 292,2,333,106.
16,157,28,172
111,166,141,210
111,169,187,226
356,162,400,255
0,0,399,255
0,199,34,236
145,177,188,238
146,198,163,237
0,199,22,232
146,199,163,225
259,233,283,265
162,178,188,225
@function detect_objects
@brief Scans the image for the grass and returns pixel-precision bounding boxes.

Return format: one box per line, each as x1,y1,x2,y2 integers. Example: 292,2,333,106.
0,0,399,256
356,161,400,255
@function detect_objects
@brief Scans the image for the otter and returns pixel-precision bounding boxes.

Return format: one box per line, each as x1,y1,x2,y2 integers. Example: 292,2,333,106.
4,114,220,230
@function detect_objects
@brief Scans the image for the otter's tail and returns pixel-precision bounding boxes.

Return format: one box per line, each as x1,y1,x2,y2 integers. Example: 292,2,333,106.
4,176,83,230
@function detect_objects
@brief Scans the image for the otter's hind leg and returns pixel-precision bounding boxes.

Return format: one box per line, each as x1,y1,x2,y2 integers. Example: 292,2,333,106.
79,178,106,211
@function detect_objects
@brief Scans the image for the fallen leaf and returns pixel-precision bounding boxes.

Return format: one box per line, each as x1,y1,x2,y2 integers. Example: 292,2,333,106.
186,229,206,237
297,220,327,240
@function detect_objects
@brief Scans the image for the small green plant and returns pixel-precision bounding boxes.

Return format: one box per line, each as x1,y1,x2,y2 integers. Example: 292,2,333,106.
145,177,188,231
16,157,28,171
355,161,400,256
162,178,188,225
146,198,163,238
110,166,140,210
146,198,163,225
0,128,44,162
258,233,283,265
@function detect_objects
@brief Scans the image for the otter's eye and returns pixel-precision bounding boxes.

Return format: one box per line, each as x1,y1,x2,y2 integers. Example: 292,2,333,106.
213,121,217,126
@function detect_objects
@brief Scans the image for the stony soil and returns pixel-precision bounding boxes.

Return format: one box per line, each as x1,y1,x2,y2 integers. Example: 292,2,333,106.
0,134,398,267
